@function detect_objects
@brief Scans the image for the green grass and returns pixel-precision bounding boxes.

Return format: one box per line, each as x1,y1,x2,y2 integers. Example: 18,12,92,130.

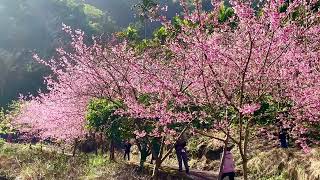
0,142,149,180
248,148,320,180
1,139,320,180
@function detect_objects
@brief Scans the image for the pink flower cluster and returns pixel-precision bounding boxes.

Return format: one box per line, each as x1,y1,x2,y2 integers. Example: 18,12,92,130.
239,103,261,115
134,130,147,138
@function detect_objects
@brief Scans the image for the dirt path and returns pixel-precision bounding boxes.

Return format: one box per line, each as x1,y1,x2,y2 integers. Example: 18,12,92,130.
127,161,218,180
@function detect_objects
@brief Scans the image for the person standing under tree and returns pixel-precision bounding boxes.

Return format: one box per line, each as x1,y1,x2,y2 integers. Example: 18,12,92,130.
221,146,236,180
279,127,289,148
150,138,161,164
175,139,189,174
7,133,13,143
123,140,132,161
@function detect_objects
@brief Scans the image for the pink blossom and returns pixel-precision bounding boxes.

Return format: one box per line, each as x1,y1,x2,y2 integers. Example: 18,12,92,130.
239,103,261,115
134,130,147,138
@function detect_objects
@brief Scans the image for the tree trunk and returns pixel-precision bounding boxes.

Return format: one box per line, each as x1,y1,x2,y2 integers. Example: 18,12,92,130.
241,120,251,180
242,157,248,180
93,133,98,155
99,132,103,154
72,138,78,156
152,159,162,180
151,127,189,179
61,140,65,155
152,137,165,179
102,140,107,154
109,139,115,161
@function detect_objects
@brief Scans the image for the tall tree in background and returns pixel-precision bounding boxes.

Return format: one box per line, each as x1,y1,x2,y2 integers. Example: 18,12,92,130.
134,0,159,38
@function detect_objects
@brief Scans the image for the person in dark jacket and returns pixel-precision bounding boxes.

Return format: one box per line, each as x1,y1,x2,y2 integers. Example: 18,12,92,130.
123,140,132,161
175,139,189,174
279,128,289,148
150,138,161,164
7,133,13,143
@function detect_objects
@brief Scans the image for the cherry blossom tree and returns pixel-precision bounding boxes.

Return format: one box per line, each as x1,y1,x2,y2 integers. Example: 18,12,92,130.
13,0,320,179
120,0,320,178
14,25,134,141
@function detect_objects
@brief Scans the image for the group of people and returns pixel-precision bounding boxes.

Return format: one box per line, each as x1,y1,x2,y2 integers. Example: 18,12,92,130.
122,138,236,179
121,126,290,180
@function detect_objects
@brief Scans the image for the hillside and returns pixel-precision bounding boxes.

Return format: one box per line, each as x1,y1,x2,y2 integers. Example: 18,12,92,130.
1,137,320,179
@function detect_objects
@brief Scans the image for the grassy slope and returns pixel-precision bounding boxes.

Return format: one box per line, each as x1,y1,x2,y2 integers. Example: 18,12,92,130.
248,148,320,180
184,135,320,180
0,141,149,180
1,137,320,180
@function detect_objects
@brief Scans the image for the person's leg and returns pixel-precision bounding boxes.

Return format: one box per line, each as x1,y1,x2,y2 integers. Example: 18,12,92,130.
124,151,126,160
150,154,154,164
280,139,288,148
181,152,189,173
284,140,288,148
128,152,130,161
221,173,227,179
229,172,235,180
125,152,129,160
176,152,183,172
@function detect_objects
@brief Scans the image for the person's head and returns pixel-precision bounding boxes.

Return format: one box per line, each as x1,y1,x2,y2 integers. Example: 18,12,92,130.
176,138,186,145
226,144,235,151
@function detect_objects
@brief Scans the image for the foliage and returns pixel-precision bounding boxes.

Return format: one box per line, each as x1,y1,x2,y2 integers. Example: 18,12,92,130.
117,25,140,42
0,101,21,134
0,143,150,179
218,3,234,23
134,0,159,21
86,98,133,141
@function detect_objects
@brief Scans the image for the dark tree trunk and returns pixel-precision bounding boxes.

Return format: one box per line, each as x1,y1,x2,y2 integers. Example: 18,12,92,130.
93,133,98,155
73,138,78,156
109,139,115,161
152,159,162,180
99,132,104,154
152,137,165,179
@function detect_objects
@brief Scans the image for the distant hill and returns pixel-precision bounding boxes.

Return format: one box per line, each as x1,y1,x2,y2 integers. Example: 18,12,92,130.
83,0,185,36
84,0,139,27
0,0,215,108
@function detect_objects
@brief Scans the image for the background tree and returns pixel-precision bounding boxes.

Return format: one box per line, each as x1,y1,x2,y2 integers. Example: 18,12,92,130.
86,98,134,160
